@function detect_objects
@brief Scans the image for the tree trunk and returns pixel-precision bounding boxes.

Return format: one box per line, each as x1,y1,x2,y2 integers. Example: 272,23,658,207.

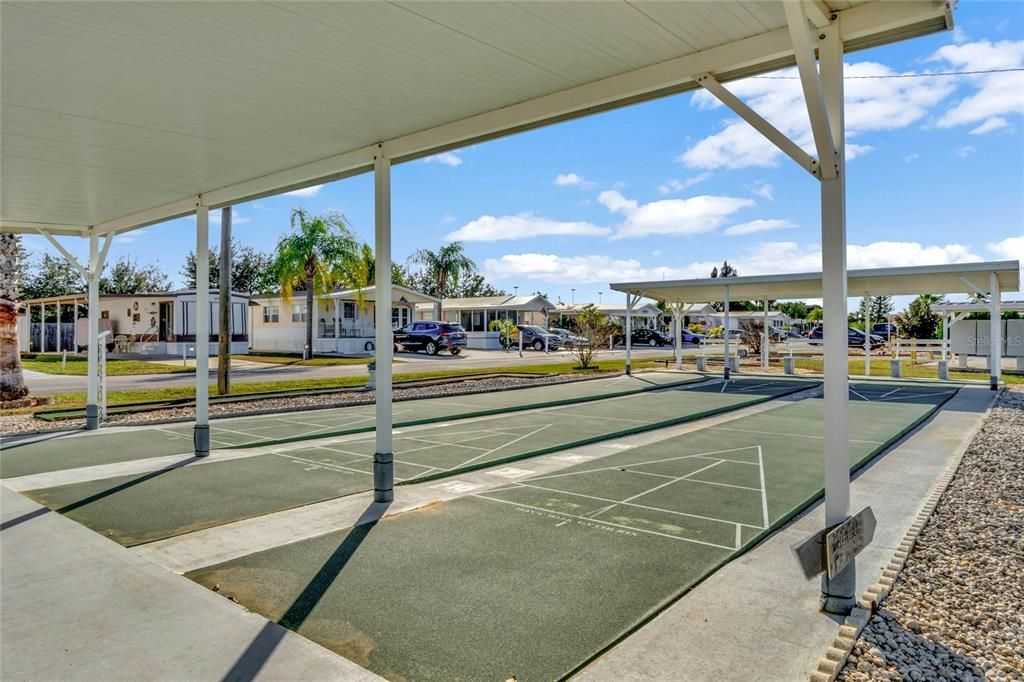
305,276,314,360
217,207,232,395
0,233,29,401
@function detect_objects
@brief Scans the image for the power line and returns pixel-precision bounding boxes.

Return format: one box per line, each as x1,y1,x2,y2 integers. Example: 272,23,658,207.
751,67,1024,79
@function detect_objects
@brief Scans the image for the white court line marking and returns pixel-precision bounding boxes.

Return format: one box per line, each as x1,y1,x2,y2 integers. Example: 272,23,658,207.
489,481,763,530
401,437,490,452
473,494,737,551
153,428,190,440
878,392,953,403
551,411,648,424
879,387,902,398
273,452,371,476
848,387,871,402
526,445,762,483
731,382,773,393
453,424,554,469
706,426,884,445
682,478,761,492
720,381,729,393
735,524,742,549
756,445,769,529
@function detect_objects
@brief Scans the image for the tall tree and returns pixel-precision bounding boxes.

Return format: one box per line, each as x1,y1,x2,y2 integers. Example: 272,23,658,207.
99,256,171,294
272,209,359,359
777,301,808,320
710,260,742,311
897,294,943,339
408,241,476,299
20,253,88,309
1,233,29,400
181,241,275,295
218,207,232,395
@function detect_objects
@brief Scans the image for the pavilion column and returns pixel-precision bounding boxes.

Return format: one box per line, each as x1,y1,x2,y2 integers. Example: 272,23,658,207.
722,285,731,380
864,295,871,377
762,296,769,372
374,146,395,502
56,301,62,353
990,272,1001,390
86,237,102,429
817,22,853,613
624,294,634,376
674,303,683,371
194,201,211,457
334,298,341,353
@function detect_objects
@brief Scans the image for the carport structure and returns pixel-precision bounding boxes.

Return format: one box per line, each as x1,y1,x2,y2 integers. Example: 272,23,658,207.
614,259,1021,610
4,1,956,612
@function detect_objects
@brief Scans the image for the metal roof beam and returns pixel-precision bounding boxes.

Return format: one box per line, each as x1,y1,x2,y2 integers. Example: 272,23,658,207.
696,72,819,177
804,0,834,29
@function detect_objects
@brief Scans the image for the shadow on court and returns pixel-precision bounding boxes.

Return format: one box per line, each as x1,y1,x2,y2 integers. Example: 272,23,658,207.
219,501,389,682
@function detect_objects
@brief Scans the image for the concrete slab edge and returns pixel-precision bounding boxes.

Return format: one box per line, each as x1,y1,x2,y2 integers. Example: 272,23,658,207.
807,388,1000,682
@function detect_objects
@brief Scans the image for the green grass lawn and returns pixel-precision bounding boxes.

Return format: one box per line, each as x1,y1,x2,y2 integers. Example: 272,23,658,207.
6,356,678,416
793,357,1023,384
21,354,193,377
233,353,385,367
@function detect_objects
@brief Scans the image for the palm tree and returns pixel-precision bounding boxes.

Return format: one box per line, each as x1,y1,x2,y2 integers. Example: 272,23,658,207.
272,209,359,359
409,241,476,299
1,233,29,401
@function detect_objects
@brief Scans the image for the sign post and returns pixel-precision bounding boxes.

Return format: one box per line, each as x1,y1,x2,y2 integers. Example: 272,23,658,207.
792,506,877,584
97,330,111,423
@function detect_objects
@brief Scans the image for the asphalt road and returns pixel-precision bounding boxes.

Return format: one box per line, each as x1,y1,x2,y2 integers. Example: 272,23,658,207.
23,347,678,394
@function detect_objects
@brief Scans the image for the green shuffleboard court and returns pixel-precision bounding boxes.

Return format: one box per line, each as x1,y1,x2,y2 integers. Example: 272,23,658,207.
187,382,958,681
0,371,700,479
20,378,813,546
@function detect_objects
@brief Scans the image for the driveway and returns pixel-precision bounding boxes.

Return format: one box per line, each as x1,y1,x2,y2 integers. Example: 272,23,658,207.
22,347,676,395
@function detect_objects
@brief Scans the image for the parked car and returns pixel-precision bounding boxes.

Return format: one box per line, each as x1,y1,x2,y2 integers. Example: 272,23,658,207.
872,323,897,338
619,328,673,347
550,327,588,348
517,325,562,351
806,326,885,349
680,329,706,345
394,321,467,355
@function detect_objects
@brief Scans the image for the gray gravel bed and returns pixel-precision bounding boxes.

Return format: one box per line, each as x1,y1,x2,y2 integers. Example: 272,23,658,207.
838,387,1024,682
0,372,606,438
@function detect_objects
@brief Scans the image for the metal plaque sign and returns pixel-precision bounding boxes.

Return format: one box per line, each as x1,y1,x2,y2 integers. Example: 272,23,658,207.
825,507,876,579
792,506,876,580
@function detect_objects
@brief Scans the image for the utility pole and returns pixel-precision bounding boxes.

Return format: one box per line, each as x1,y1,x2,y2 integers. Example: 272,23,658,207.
217,206,231,395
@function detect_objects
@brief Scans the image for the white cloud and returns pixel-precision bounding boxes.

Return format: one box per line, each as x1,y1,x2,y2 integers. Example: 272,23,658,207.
209,210,251,226
988,235,1024,261
752,182,774,201
114,228,149,244
932,40,1024,130
554,172,596,188
440,213,456,225
957,145,976,157
484,240,982,285
284,184,324,198
723,219,796,236
681,62,956,169
969,116,1011,135
444,213,611,242
658,173,712,194
423,152,463,167
904,153,920,162
598,189,754,240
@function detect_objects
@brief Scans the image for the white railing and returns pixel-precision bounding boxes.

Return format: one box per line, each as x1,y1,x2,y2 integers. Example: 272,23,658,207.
892,338,946,359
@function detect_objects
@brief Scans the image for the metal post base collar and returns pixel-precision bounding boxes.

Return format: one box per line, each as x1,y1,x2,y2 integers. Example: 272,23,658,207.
374,451,394,503
193,424,210,458
820,560,857,615
85,404,100,430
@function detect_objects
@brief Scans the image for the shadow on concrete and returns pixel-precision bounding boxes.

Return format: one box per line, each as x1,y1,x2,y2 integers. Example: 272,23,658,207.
218,500,390,682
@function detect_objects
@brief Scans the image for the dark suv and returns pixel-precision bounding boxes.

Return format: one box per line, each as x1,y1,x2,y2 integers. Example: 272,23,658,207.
806,325,885,349
516,325,562,351
394,321,467,355
617,328,673,347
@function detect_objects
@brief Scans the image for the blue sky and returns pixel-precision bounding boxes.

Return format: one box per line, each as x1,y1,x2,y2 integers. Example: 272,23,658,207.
23,0,1024,310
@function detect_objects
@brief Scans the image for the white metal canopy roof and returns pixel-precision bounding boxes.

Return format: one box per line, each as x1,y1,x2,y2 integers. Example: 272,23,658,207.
1,1,952,236
932,300,1024,313
610,261,1021,303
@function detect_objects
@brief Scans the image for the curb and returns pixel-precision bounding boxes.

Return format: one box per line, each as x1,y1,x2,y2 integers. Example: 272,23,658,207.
807,387,1001,682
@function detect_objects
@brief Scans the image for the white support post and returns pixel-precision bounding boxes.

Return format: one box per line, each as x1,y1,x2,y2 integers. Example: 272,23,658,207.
85,236,101,429
942,312,949,362
785,1,838,180
625,294,634,376
73,299,79,350
674,303,683,371
723,286,731,380
762,296,770,372
817,21,853,614
334,298,341,353
864,295,871,377
56,301,61,353
374,146,395,503
990,272,1001,390
194,202,211,457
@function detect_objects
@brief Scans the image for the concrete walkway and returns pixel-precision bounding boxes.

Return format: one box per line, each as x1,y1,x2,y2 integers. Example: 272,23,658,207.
575,385,994,681
0,485,381,681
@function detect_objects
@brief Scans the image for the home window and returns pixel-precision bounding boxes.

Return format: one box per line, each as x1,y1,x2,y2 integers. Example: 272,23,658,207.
343,302,356,319
291,305,306,323
262,305,279,323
